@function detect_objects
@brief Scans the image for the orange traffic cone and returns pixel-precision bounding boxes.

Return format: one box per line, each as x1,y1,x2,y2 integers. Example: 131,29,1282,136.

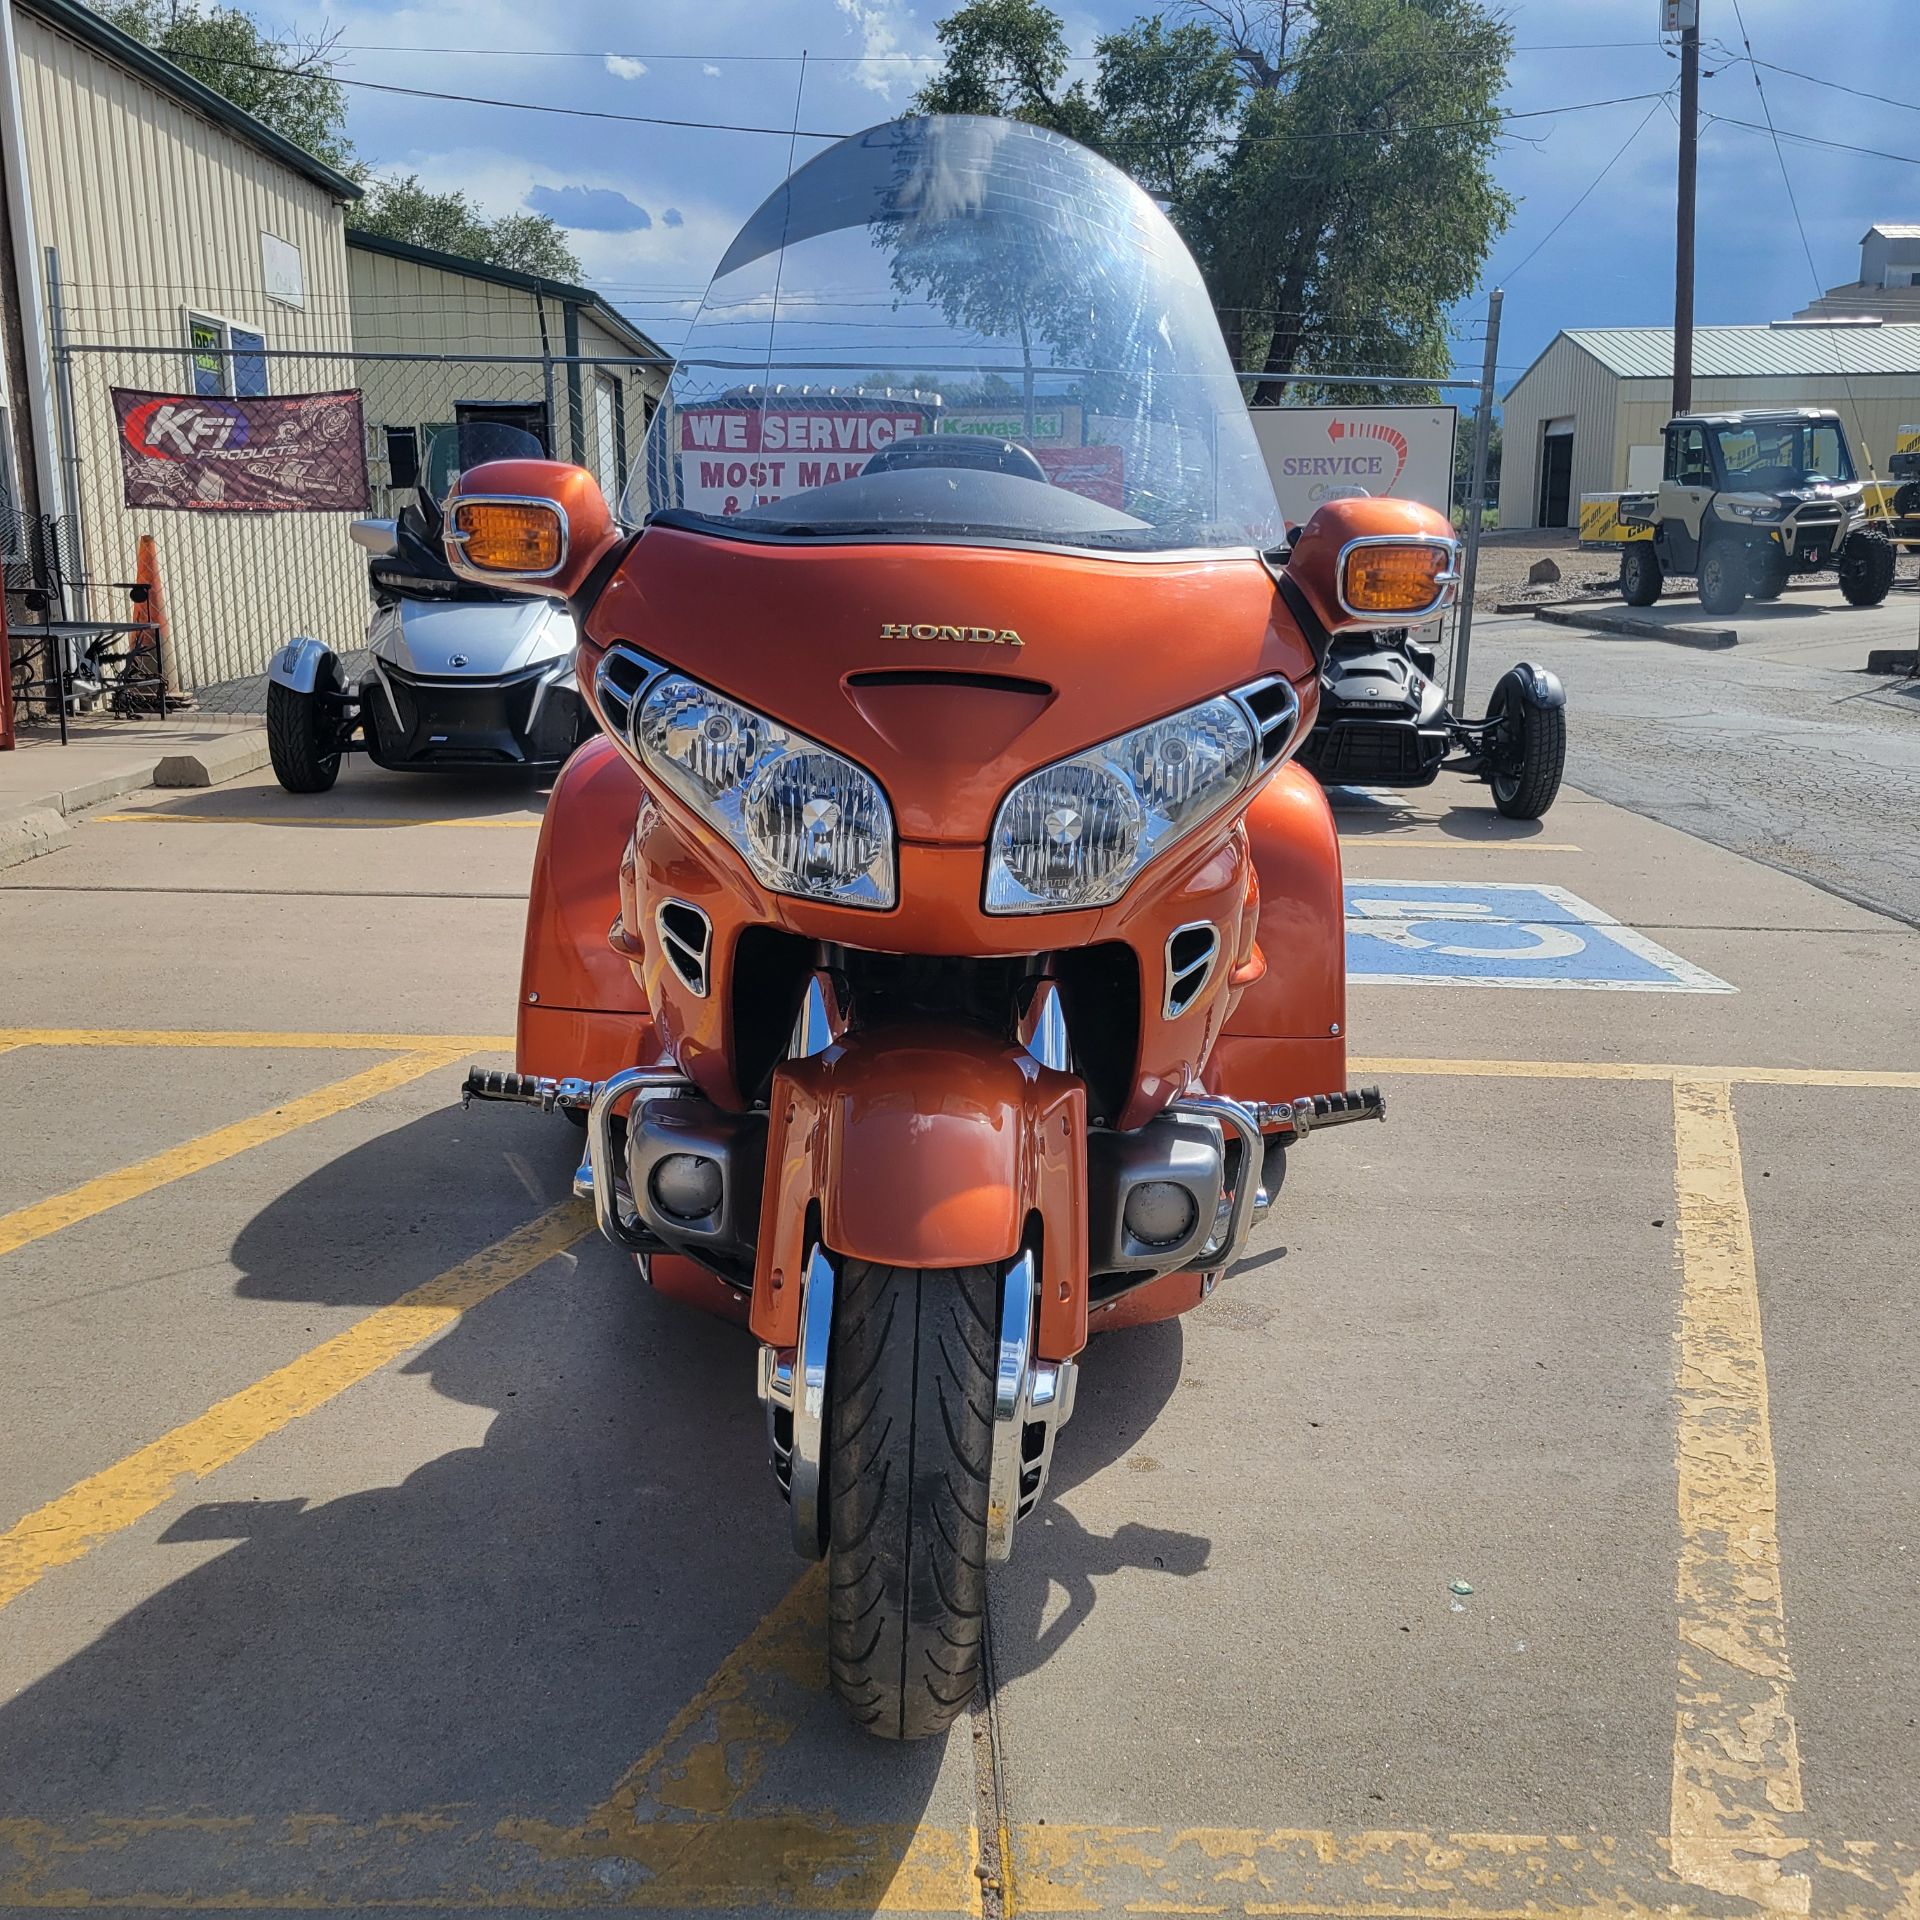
133,534,187,711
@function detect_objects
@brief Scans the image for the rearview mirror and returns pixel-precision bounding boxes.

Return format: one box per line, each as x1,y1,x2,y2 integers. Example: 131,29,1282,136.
349,517,398,558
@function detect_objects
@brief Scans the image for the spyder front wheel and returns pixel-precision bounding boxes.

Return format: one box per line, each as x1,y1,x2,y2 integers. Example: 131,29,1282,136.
1486,675,1566,821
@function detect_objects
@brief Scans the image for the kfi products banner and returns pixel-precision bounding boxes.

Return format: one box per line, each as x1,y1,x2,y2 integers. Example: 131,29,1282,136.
112,389,370,511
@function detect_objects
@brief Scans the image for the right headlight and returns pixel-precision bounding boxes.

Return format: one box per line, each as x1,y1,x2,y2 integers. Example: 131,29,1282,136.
597,647,895,909
984,677,1300,914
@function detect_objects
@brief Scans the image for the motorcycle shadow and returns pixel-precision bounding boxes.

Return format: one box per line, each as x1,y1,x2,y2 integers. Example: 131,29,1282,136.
989,1317,1212,1683
0,1102,1211,1907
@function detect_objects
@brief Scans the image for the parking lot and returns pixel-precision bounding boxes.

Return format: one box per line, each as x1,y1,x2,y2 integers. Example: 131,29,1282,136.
3,742,1918,1917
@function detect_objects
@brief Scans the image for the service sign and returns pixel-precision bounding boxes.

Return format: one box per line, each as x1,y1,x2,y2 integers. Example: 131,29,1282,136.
1249,404,1457,526
112,388,369,512
676,402,929,515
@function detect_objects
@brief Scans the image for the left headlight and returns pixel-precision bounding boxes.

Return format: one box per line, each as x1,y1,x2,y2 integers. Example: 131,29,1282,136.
601,649,894,909
984,679,1299,914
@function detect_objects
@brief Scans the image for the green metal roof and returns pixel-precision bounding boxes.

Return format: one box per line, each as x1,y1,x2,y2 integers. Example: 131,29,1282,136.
1562,322,1920,381
26,0,360,201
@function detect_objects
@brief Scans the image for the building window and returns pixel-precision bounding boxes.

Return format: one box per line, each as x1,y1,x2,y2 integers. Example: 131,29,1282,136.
185,311,270,398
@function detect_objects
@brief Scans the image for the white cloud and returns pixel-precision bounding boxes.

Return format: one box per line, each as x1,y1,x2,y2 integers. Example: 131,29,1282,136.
604,54,648,80
835,0,913,98
703,63,722,78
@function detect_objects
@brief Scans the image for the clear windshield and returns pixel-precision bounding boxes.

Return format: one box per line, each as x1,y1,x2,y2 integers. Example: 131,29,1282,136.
1713,419,1855,489
424,420,546,504
630,116,1280,553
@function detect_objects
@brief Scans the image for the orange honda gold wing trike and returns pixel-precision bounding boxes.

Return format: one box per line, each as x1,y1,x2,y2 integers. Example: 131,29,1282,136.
451,115,1456,1739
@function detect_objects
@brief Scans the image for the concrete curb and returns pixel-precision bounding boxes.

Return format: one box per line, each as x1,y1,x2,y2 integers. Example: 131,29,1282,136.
1865,649,1919,675
1530,604,1738,649
0,805,73,872
154,728,271,788
0,725,270,869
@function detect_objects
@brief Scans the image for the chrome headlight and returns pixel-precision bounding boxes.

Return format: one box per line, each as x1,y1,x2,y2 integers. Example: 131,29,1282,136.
1726,501,1784,522
600,648,895,909
984,677,1300,914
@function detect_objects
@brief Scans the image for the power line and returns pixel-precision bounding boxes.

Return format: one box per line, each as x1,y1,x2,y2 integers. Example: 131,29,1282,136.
1496,89,1674,283
1723,0,1877,479
1728,53,1920,118
290,37,1667,64
1704,113,1920,169
178,54,1673,148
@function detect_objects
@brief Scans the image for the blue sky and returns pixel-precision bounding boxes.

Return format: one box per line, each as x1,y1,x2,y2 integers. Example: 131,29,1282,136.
286,0,1915,393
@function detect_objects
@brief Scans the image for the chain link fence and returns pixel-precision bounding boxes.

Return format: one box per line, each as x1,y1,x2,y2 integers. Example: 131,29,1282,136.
49,344,663,715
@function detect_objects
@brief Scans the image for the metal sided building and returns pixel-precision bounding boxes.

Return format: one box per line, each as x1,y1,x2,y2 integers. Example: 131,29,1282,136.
1499,321,1920,529
346,233,669,511
1,0,367,698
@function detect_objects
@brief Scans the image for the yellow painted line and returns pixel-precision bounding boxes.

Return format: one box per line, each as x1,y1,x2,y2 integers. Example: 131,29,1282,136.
0,1050,457,1262
0,1202,588,1613
1341,839,1582,852
1352,1055,1920,1090
16,1820,1916,1913
500,1562,980,1913
1667,1078,1808,1913
90,810,542,829
0,1027,513,1052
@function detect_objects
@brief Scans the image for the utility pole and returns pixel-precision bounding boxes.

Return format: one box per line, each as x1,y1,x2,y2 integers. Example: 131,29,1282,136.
1450,286,1503,717
1671,0,1700,415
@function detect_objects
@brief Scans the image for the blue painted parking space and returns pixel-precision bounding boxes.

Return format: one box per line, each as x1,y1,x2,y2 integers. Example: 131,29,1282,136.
1345,880,1735,992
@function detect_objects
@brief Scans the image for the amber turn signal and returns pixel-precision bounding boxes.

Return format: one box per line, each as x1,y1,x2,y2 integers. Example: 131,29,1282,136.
1340,540,1454,615
450,498,564,574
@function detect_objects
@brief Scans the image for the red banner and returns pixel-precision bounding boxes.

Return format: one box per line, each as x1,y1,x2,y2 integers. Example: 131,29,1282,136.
112,388,370,512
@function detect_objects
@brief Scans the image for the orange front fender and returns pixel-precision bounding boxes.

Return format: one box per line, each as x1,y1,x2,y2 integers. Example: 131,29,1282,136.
750,1025,1088,1361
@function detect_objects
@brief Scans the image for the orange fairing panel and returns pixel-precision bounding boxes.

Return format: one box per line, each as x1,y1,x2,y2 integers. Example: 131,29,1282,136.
515,734,653,1077
751,1024,1089,1362
1214,763,1348,1104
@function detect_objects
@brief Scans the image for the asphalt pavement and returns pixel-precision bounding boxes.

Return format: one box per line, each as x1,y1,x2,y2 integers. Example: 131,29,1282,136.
1462,585,1920,926
1,689,1917,1918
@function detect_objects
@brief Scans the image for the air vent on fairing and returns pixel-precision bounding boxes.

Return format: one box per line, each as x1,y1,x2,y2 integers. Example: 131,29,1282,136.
1164,922,1220,1019
1232,674,1304,768
656,900,712,998
593,643,664,739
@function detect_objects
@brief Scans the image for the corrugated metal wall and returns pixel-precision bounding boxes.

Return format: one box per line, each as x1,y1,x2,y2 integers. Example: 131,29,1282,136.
14,11,365,692
347,247,665,502
1498,336,1620,528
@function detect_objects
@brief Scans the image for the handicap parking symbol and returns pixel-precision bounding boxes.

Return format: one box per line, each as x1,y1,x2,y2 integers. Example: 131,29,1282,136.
1345,880,1734,993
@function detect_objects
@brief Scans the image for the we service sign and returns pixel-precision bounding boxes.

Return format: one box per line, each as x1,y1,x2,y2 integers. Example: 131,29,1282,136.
1249,404,1456,526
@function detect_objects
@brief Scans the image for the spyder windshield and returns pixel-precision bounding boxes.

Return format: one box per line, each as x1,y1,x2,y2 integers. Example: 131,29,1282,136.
1712,419,1855,488
631,116,1281,553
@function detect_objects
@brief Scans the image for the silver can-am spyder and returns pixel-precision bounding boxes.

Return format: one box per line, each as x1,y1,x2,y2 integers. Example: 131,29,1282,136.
266,422,591,793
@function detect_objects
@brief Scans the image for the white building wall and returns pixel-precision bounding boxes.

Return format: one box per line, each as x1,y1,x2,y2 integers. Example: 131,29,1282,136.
1497,336,1620,529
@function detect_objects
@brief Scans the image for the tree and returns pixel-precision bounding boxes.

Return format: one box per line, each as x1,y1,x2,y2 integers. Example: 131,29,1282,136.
95,1,580,278
351,177,582,280
100,0,351,166
914,0,1512,400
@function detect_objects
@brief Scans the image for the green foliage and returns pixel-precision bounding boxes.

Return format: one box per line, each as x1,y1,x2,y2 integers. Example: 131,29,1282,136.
1454,411,1502,502
914,0,1513,397
100,0,350,166
95,0,580,278
349,177,582,280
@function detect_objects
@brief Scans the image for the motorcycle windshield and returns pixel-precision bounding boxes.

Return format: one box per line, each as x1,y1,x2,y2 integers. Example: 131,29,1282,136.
631,115,1281,554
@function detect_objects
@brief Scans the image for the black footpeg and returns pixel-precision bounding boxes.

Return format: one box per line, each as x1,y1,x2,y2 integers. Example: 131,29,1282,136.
1253,1086,1386,1139
462,1068,595,1111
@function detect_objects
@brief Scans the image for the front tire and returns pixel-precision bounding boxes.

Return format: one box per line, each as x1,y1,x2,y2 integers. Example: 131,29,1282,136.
1698,539,1747,617
1749,545,1789,601
1619,542,1663,606
827,1260,996,1740
267,669,343,793
1487,677,1566,821
1838,526,1895,608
